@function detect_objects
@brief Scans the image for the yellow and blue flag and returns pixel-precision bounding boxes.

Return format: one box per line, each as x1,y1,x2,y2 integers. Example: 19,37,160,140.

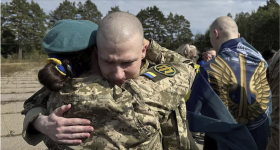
187,38,271,150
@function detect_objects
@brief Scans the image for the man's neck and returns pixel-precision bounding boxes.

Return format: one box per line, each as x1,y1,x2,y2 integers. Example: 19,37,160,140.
218,36,239,51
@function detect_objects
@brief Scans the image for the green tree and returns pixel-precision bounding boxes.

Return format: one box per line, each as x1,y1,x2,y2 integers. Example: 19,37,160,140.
26,1,48,54
227,13,233,18
249,0,279,51
164,13,193,50
172,14,193,49
1,2,18,57
1,2,9,27
193,32,205,51
164,12,176,49
1,28,18,57
49,0,77,25
4,0,32,59
77,0,102,24
193,29,212,52
234,0,279,52
1,0,48,59
234,12,251,43
107,5,121,14
136,6,166,46
203,28,212,48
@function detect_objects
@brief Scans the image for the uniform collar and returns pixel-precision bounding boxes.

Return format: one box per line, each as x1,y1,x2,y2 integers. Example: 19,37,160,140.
139,59,149,75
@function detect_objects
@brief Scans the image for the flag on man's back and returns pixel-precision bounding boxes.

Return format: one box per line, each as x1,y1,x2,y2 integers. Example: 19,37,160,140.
187,37,271,150
187,71,258,150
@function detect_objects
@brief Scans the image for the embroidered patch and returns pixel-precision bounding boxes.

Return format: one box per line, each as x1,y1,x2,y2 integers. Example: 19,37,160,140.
143,72,157,79
154,64,176,77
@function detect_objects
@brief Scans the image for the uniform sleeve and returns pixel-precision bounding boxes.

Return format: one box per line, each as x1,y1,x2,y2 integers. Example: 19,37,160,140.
21,87,50,115
160,65,197,150
161,100,199,150
22,107,47,146
21,87,50,145
145,40,192,64
266,51,279,150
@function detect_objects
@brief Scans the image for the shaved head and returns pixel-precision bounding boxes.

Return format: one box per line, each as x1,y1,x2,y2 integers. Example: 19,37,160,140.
210,16,239,37
209,16,240,51
97,12,144,44
96,12,147,86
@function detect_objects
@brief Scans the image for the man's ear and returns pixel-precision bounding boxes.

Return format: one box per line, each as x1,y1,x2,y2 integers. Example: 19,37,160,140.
214,29,219,38
141,44,147,59
238,33,240,38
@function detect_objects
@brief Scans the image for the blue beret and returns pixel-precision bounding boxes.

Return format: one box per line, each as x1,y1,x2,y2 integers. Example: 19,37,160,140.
42,20,98,54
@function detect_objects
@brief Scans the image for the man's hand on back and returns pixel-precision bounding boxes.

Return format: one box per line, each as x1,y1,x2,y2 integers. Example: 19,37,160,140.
202,52,213,62
32,104,94,145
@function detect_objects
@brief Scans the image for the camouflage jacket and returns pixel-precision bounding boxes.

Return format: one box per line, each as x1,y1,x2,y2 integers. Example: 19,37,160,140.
22,40,198,150
266,50,279,150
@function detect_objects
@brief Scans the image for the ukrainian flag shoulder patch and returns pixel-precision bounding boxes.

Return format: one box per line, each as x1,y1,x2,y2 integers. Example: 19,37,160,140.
143,71,157,79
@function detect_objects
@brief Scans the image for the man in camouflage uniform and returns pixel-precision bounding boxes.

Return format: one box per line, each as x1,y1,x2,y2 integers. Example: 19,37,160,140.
22,12,198,150
266,50,279,150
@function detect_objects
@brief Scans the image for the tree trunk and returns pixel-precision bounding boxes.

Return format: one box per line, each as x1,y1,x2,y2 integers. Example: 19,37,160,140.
18,44,22,60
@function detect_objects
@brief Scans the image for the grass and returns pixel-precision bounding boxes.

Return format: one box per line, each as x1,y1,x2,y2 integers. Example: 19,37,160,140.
1,53,48,76
1,60,45,76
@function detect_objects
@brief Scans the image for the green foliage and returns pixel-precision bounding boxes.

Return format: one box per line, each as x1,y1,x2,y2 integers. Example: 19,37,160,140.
137,6,166,44
193,29,212,52
227,13,233,18
23,50,48,61
194,0,279,52
77,0,102,24
164,12,194,50
49,0,102,25
107,5,121,15
248,0,279,52
137,6,193,50
2,0,278,60
1,0,48,59
171,14,193,49
49,0,77,25
1,55,9,63
1,28,18,56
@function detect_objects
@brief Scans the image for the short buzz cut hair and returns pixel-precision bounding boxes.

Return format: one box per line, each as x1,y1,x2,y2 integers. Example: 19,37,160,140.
97,11,144,44
210,16,238,36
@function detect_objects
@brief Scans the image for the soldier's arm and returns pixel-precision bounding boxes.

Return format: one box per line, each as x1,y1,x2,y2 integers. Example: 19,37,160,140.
21,87,50,145
161,100,199,150
267,51,279,150
22,107,47,145
21,87,49,115
145,39,191,64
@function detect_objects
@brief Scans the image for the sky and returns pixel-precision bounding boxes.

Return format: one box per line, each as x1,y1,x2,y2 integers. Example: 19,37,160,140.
2,0,271,35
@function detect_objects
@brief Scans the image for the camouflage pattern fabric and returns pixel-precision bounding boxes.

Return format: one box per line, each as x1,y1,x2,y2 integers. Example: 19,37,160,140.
22,40,198,150
266,50,279,150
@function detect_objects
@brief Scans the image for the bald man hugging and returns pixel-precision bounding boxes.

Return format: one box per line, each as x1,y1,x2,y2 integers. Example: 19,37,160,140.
22,12,199,150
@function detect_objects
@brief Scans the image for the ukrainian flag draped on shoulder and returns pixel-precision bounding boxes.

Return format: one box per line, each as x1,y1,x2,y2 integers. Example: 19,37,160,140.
187,37,271,150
